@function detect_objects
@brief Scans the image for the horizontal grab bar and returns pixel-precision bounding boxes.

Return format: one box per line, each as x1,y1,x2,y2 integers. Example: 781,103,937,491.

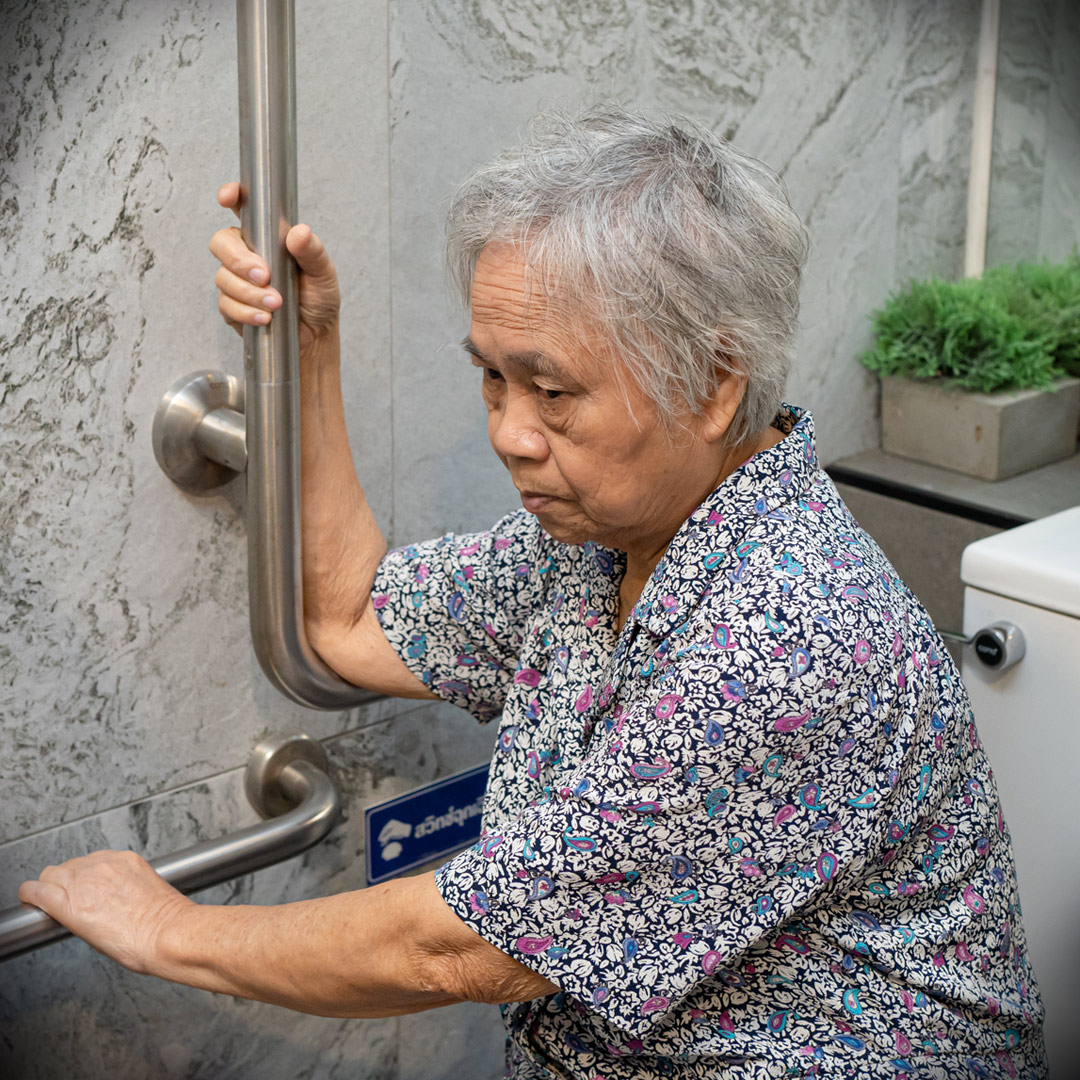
0,734,340,963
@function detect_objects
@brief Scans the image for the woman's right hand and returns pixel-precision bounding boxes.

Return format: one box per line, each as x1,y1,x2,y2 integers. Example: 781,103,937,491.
209,181,341,354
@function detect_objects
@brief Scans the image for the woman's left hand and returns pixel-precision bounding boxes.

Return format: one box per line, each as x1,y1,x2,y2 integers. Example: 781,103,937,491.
18,850,192,975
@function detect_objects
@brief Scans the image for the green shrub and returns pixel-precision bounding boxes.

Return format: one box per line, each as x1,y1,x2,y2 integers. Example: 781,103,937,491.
857,254,1080,393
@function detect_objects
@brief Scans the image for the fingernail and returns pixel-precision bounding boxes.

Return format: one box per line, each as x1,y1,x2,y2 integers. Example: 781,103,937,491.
261,292,280,309
254,311,270,324
249,267,268,284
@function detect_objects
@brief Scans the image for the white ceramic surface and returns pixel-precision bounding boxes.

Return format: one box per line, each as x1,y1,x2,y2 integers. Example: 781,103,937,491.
962,584,1080,1076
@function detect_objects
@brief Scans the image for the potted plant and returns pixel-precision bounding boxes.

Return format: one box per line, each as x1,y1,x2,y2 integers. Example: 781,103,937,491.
857,255,1080,481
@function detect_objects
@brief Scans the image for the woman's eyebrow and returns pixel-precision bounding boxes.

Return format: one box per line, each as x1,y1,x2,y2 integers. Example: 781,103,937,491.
460,337,488,361
460,337,578,384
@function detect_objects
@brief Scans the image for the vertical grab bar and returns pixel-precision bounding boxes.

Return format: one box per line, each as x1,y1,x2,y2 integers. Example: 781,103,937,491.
239,0,374,708
151,1,378,707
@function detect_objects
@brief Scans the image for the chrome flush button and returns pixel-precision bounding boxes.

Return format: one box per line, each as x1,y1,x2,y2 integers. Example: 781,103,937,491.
970,621,1026,674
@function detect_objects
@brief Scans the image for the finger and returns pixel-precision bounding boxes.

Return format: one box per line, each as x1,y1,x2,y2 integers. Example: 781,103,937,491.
209,227,270,286
219,292,271,327
18,878,68,916
38,864,74,887
217,181,242,220
286,224,334,280
214,265,281,311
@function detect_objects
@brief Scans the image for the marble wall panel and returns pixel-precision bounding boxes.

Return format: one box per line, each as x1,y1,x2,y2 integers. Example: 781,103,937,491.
0,0,393,840
1036,0,1080,262
764,3,906,466
984,0,1054,268
895,0,981,283
385,0,988,528
398,1001,507,1080
983,0,1080,267
295,1,396,535
0,703,503,1080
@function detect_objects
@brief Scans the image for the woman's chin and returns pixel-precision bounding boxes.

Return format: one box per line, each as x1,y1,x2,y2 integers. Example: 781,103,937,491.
528,508,604,549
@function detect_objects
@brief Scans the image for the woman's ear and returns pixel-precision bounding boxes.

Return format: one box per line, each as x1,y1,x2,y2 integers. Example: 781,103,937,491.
700,368,747,444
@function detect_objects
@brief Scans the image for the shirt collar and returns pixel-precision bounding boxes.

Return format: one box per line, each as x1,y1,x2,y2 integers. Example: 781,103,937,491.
629,403,820,640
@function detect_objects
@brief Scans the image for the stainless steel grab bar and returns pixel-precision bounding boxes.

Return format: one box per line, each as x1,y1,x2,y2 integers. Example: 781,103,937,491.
150,0,378,709
238,0,369,708
0,733,340,963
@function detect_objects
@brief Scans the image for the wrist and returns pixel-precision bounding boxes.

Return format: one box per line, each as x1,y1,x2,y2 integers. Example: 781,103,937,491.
300,325,341,372
149,896,209,984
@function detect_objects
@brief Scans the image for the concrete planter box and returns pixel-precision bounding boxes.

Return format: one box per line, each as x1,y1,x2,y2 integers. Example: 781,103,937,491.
880,375,1080,481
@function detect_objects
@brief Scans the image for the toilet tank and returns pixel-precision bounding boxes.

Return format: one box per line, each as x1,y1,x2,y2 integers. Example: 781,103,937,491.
960,506,1080,1076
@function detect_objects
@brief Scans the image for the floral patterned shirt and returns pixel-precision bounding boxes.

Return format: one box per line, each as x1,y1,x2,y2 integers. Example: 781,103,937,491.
372,404,1046,1079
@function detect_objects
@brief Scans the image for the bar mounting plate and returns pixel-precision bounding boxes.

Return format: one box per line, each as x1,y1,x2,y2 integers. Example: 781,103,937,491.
153,370,245,491
246,732,331,819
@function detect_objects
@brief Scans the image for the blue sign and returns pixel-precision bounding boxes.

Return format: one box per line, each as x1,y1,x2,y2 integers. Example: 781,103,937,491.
364,763,489,885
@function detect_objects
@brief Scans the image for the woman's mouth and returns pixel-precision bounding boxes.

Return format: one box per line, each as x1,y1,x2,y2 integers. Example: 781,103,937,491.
519,491,560,514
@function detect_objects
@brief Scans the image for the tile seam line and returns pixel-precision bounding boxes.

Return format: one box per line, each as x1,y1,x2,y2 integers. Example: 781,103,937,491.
0,705,435,853
385,0,396,547
0,762,248,852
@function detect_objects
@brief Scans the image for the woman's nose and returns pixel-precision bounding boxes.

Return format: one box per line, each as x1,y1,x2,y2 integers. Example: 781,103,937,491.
489,391,549,462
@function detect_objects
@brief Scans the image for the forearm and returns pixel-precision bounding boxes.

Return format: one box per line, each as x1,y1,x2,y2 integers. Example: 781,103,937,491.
300,330,386,638
20,854,556,1014
154,876,459,1017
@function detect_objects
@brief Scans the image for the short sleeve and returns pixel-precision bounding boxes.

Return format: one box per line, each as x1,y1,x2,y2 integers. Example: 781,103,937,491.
434,629,899,1037
372,509,549,722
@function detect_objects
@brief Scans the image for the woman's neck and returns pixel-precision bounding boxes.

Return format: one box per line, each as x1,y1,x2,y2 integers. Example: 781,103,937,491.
614,424,786,631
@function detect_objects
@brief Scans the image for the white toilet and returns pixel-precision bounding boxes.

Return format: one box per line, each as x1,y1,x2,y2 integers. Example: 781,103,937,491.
960,505,1080,1076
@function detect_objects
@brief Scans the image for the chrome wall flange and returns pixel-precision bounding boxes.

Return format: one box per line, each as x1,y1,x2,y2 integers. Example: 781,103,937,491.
152,370,246,491
245,732,331,818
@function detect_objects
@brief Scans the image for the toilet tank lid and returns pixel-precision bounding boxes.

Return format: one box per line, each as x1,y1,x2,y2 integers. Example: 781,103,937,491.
961,505,1080,618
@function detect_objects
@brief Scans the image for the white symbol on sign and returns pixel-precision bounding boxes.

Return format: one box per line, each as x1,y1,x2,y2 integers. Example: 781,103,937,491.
378,818,413,862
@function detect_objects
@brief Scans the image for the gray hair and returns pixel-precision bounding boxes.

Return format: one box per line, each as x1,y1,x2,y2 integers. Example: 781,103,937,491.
445,103,810,444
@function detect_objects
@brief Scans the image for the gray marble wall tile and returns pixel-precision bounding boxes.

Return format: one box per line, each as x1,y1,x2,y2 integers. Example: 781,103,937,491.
398,1001,506,1080
0,704,503,1079
1036,0,1080,262
985,0,1054,268
0,0,394,839
385,0,974,519
984,0,1079,267
766,2,907,466
295,1,396,536
896,0,981,283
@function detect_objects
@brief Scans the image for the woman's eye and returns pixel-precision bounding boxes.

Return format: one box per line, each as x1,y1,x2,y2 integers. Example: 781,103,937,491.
539,387,563,400
485,368,503,382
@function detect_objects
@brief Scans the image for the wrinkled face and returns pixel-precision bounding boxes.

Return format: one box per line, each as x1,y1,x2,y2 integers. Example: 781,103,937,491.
466,244,733,557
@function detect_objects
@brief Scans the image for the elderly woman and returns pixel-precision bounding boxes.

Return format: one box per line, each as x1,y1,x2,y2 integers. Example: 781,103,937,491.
21,106,1045,1079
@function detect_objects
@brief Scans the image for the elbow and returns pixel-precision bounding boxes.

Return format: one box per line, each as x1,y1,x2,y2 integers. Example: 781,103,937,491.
302,568,378,661
415,950,491,1005
424,950,558,1007
304,616,356,679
